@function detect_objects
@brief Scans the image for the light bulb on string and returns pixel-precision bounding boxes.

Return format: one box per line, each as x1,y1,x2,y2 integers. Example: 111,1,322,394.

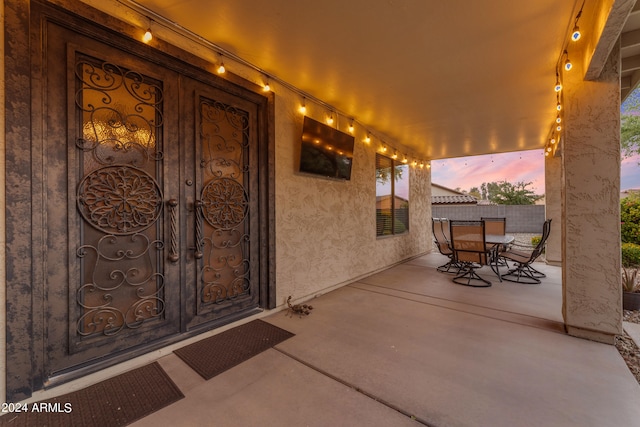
556,115,562,124
571,9,582,41
564,51,573,71
263,77,271,92
217,54,226,74
326,112,334,125
348,121,354,134
554,72,562,92
571,25,581,41
299,98,306,115
143,28,153,43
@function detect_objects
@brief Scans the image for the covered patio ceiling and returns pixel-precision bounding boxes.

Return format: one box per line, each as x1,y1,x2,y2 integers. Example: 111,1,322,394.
129,0,635,160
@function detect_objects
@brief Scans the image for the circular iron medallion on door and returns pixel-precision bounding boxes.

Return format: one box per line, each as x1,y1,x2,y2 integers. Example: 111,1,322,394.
201,177,248,230
77,165,163,235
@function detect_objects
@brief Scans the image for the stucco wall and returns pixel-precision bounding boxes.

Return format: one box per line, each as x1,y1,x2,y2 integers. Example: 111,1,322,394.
66,0,434,308
273,93,432,306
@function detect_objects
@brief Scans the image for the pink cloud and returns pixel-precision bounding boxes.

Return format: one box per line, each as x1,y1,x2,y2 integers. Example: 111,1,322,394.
431,150,545,194
433,149,640,194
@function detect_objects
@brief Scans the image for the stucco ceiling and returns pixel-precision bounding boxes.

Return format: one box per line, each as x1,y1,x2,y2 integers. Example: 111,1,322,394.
131,0,628,160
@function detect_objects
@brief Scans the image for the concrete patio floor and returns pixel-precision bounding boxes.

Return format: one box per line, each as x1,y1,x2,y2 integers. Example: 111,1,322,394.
132,253,640,427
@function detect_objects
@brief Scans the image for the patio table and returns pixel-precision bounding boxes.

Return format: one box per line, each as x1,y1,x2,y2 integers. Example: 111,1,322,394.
485,234,515,279
485,234,515,246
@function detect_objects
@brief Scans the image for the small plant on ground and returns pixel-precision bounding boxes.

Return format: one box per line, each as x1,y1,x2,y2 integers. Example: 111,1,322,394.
622,196,640,245
623,267,640,293
531,235,542,247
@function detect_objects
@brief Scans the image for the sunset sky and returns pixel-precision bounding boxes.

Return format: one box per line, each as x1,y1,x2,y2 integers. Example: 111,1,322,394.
431,149,640,195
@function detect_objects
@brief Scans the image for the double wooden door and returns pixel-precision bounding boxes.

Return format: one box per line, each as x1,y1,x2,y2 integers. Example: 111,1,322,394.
39,12,265,380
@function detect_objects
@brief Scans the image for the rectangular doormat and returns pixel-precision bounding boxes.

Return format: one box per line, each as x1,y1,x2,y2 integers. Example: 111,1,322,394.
174,319,294,380
0,362,183,427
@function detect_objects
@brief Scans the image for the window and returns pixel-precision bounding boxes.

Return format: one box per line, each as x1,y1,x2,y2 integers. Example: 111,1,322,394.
376,153,409,236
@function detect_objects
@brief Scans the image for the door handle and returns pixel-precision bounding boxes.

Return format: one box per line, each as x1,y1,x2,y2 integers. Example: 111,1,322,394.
194,200,204,259
168,199,179,262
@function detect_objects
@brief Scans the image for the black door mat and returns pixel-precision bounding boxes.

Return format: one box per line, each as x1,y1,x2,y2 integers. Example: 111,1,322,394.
174,319,294,380
0,362,183,427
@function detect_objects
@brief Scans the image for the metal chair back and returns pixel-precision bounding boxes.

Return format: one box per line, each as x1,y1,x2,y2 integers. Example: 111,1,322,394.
432,218,452,256
481,217,506,236
530,219,552,262
449,220,488,265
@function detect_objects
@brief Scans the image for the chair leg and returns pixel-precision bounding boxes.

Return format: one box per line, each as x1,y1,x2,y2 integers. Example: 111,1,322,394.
500,263,541,284
523,264,546,278
452,263,491,287
489,248,503,282
437,258,462,274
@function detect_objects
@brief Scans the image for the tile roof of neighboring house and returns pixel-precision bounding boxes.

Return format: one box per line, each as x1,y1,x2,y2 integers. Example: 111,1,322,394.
431,195,478,205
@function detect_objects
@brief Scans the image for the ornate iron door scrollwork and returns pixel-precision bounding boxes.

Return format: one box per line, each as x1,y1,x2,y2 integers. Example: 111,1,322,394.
74,55,168,340
196,99,252,310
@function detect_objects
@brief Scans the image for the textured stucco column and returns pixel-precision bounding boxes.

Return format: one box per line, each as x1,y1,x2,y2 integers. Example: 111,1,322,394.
544,153,562,266
561,43,622,344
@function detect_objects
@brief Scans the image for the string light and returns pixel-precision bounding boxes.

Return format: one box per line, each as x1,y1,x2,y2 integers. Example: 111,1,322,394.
128,10,434,169
217,54,226,74
544,2,585,157
571,9,582,42
121,3,439,170
571,25,581,41
143,28,153,43
563,51,572,71
554,72,562,92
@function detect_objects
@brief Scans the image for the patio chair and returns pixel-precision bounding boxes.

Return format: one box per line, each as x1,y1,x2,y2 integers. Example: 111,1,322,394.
432,218,460,273
498,219,552,284
449,220,492,287
481,217,508,266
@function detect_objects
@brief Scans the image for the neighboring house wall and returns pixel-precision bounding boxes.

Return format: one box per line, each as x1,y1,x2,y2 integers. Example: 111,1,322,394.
432,205,546,233
432,183,461,196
